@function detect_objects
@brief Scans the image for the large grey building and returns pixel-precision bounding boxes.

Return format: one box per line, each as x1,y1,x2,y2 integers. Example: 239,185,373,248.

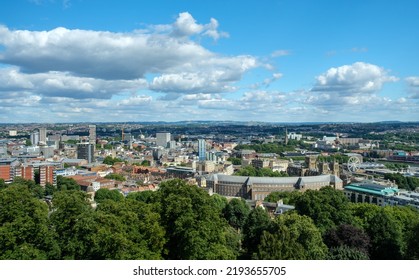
89,125,96,147
77,143,94,163
206,173,343,200
39,127,47,145
156,132,171,148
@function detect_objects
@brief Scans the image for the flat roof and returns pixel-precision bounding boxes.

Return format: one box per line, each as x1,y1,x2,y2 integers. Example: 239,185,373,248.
345,183,399,196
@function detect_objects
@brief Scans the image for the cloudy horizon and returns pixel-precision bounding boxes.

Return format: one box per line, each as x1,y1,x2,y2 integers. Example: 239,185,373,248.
1,1,418,123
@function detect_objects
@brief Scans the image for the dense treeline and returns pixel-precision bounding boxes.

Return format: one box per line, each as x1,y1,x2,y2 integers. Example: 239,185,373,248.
384,173,419,191
234,165,288,177
1,178,419,260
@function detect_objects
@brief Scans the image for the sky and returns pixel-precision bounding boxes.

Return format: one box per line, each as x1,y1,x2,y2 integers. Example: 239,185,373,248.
0,0,418,123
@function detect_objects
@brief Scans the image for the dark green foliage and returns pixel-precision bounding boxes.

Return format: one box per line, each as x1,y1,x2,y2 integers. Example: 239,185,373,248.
324,224,370,256
235,143,295,154
56,175,80,191
223,198,251,230
327,245,369,260
104,173,126,181
0,185,60,260
384,173,419,191
103,156,124,165
73,199,165,259
350,204,404,259
242,207,271,258
126,190,158,204
157,179,236,259
0,179,6,190
294,186,353,233
2,177,419,260
210,193,228,213
44,183,56,196
406,222,419,259
264,191,302,205
11,177,44,199
94,188,124,203
254,212,328,260
50,190,92,259
228,157,242,165
140,160,150,166
234,165,288,177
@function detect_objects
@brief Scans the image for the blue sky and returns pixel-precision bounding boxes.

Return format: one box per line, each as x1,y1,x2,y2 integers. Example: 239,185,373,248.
0,0,418,123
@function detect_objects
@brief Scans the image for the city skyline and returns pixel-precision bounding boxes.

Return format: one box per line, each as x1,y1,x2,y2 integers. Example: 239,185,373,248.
1,0,418,123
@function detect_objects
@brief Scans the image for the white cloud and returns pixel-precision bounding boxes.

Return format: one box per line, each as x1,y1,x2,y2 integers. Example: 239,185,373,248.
0,67,147,99
0,12,252,96
271,50,291,57
172,12,204,37
406,76,419,98
313,62,398,95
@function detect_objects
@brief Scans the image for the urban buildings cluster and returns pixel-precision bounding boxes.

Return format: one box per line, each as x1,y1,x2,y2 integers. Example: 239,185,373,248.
0,122,418,209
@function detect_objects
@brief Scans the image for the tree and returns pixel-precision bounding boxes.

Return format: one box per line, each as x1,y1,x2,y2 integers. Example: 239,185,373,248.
210,193,228,213
25,139,32,146
294,186,353,233
264,191,302,205
350,204,404,259
104,173,126,181
126,190,158,204
71,199,165,259
11,177,44,199
0,185,60,259
324,224,370,256
0,179,6,190
141,160,150,166
254,212,328,260
234,165,288,177
45,182,56,196
327,245,369,260
94,188,124,203
56,175,80,191
242,206,271,258
157,179,237,259
50,190,92,259
223,198,251,231
103,156,124,165
228,157,242,165
406,222,419,259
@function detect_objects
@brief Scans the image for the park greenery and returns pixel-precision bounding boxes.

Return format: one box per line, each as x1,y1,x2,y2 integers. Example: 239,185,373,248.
104,173,126,181
234,165,288,177
1,178,419,260
103,156,125,165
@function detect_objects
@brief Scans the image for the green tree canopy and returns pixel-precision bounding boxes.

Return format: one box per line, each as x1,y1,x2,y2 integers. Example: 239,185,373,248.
294,186,353,233
234,165,288,177
157,179,237,260
57,175,80,191
242,206,272,258
223,198,251,231
0,185,60,259
264,191,302,205
103,156,124,165
50,190,92,259
254,212,328,260
104,173,126,181
94,188,124,203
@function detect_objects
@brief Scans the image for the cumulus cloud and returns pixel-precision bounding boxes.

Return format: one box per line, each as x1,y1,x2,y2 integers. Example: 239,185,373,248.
0,67,147,99
312,62,398,95
172,12,229,40
306,62,400,109
406,76,419,98
0,12,252,97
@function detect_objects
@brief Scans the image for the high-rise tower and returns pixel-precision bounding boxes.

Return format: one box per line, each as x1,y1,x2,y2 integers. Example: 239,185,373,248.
198,139,206,161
